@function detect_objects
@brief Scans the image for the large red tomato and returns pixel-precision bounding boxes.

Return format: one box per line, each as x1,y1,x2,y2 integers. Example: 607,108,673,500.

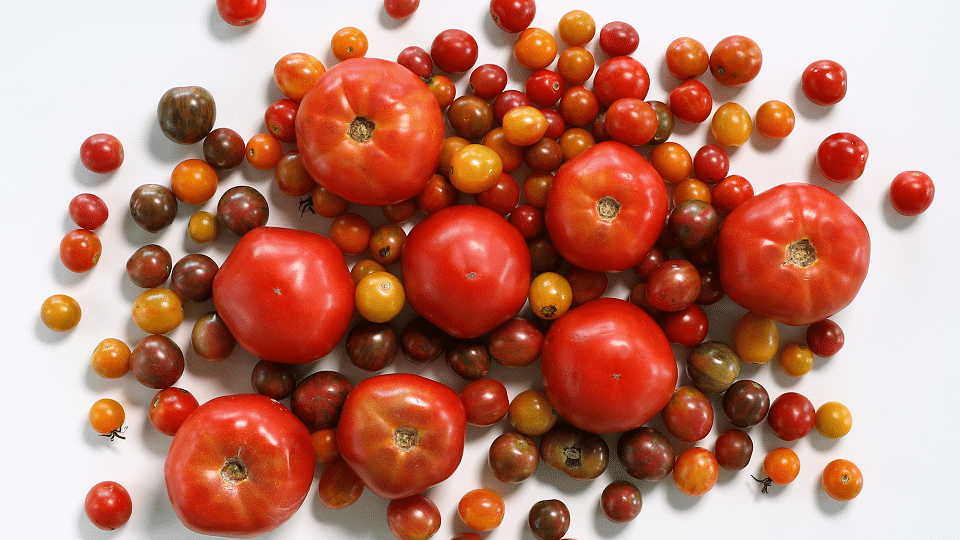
212,227,355,364
545,141,668,273
718,182,870,326
541,298,678,433
164,394,315,538
337,373,466,500
401,204,530,339
296,57,445,207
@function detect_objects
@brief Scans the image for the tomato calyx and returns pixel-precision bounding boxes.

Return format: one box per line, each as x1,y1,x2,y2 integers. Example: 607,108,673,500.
393,426,420,451
783,238,816,268
220,454,249,485
348,117,376,143
596,195,621,222
99,425,128,441
751,474,773,493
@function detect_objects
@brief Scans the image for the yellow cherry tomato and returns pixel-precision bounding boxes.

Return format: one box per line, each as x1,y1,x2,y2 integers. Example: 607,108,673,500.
89,398,125,438
132,287,184,334
91,338,131,379
448,143,503,194
355,271,405,323
187,210,219,244
733,311,779,364
778,342,815,377
529,272,573,320
501,106,549,147
711,102,753,147
755,99,796,139
40,294,81,332
815,401,853,439
331,26,368,61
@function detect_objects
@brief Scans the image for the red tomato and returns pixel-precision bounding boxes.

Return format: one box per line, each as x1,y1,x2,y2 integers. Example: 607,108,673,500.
545,141,668,273
68,193,109,230
767,392,816,441
296,58,444,206
541,298,678,433
212,227,355,364
431,29,479,74
889,170,935,216
215,0,266,26
401,205,530,339
593,56,650,107
489,0,536,33
718,183,870,326
816,132,869,183
84,481,132,530
149,387,199,436
79,133,124,173
801,59,847,105
709,35,762,87
337,373,466,500
164,394,315,537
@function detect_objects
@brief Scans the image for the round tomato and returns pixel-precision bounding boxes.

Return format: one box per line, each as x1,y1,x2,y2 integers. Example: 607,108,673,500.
296,57,444,206
717,182,870,326
212,227,355,364
801,59,847,105
816,132,869,183
541,297,677,433
337,373,466,500
709,35,762,87
215,0,265,26
401,205,530,339
890,170,935,216
164,394,315,538
545,141,668,273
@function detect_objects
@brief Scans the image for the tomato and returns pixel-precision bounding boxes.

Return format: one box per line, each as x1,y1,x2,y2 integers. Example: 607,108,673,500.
191,311,237,362
668,79,712,124
396,46,432,78
488,431,540,483
337,373,466,500
778,342,815,377
263,99,299,143
290,370,351,431
599,21,639,57
331,26,368,61
665,37,709,80
89,398,125,437
668,199,720,250
673,447,719,496
616,426,675,481
709,35,762,87
215,0,265,26
157,86,216,145
317,459,364,509
601,480,643,523
475,171,521,215
603,98,658,146
539,424,609,480
755,99,795,139
424,74,457,109
815,401,853,439
203,127,245,170
449,143,504,193
556,46,594,86
722,379,770,428
487,317,543,368
661,385,714,442
733,310,779,364
130,184,177,233
445,338,491,380
170,253,218,303
401,204,530,339
541,297,677,433
355,271,405,323
187,210,219,244
822,458,863,501
251,360,296,400
712,174,753,214
398,316,446,364
805,318,845,357
528,271,573,320
718,182,870,326
816,132,869,183
149,387,199,436
490,0,536,33
273,52,326,102
431,29,479,74
508,388,558,437
890,170,935,216
593,56,650,107
60,229,101,273
714,428,753,471
686,341,740,394
660,303,709,347
501,105,548,146
528,499,570,540
557,9,596,46
131,286,184,334
69,193,109,230
457,488,505,531
79,133,124,174
296,57,444,207
384,0,419,18
84,481,132,530
129,334,184,389
801,59,848,105
165,394,314,537
759,447,800,490
387,493,442,540
693,143,729,184
711,102,752,147
545,141,667,272
767,391,816,441
645,258,701,312
459,378,509,426
513,27,558,71
212,227,355,364
91,338,130,379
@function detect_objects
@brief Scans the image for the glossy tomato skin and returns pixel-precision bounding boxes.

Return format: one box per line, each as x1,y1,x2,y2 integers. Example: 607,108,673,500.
816,132,869,183
718,182,870,326
296,57,444,206
164,394,315,538
545,141,668,273
541,298,678,433
212,227,355,364
402,205,530,339
337,373,466,500
801,59,847,105
216,0,266,26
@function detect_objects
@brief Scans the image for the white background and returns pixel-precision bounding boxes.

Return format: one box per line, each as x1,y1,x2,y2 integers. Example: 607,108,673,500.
3,0,959,538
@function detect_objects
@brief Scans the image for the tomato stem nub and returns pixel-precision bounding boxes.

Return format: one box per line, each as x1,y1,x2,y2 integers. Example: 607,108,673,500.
783,238,817,268
393,426,419,451
596,196,621,222
220,456,249,485
348,117,376,143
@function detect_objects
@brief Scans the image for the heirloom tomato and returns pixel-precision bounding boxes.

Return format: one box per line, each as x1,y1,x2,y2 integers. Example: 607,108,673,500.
718,182,870,326
212,227,355,364
541,298,677,433
164,394,315,538
545,141,668,273
337,373,466,500
296,57,444,207
401,205,530,339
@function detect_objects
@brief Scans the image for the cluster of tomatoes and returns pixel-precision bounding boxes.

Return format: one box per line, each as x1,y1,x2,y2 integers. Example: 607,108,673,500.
44,0,939,538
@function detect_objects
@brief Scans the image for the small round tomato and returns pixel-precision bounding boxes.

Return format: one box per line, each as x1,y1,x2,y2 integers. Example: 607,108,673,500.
600,480,642,523
645,258,701,313
598,21,639,57
755,99,795,139
251,359,297,399
709,35,762,87
217,185,269,236
369,223,406,264
513,27,558,71
245,132,283,171
91,338,131,379
502,106,549,147
759,447,800,490
458,488,505,532
661,385,714,442
805,318,845,357
187,211,219,244
713,428,753,471
331,26,368,61
60,229,101,273
126,244,172,288
529,271,573,320
399,316,446,364
129,334,185,389
191,311,237,362
665,37,709,79
767,392,816,441
673,447,719,496
693,144,729,184
89,398,125,437
669,79,712,124
80,133,124,173
778,342,815,377
424,73,457,109
712,174,753,214
711,102,752,147
431,28,479,73
170,254,218,304
733,310,779,365
310,428,340,465
815,401,853,439
686,341,740,394
130,184,178,233
290,371,351,431
149,387,200,436
722,379,770,428
508,388,558,437
264,99,299,144
650,141,692,185
557,85,599,127
388,494,442,540
475,172,521,215
69,193,109,230
383,0,419,19
488,431,539,483
822,459,863,501
525,69,565,108
157,86,216,145
445,338,491,381
459,378,509,427
448,94,495,141
603,98,658,146
890,170,935,216
487,317,543,368
557,9,595,46
329,212,372,256
668,199,720,250
660,303,709,347
593,56,650,107
801,59,848,105
85,481,132,530
216,0,265,25
448,143,504,194
131,286,184,335
273,52,326,102
490,0,536,33
396,46,432,78
316,459,364,510
528,499,570,540
470,63,508,99
202,127,245,170
346,321,399,373
617,426,675,481
816,132,869,183
355,271,405,323
557,46,595,86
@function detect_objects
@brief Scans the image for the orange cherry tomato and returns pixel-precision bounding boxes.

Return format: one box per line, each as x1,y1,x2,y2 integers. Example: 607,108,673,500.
170,158,218,205
331,26,368,61
822,458,863,501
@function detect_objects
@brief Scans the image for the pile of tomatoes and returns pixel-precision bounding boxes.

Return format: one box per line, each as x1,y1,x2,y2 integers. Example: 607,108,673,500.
46,0,937,538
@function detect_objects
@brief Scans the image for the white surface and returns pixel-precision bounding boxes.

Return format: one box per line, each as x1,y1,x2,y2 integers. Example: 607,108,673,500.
3,0,959,538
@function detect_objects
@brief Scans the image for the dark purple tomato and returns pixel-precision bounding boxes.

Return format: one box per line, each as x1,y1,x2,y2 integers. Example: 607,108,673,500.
686,341,741,394
399,316,446,364
129,334,185,389
767,391,816,441
445,338,491,380
157,85,216,144
648,100,674,145
528,235,564,273
528,499,570,540
202,127,246,170
539,423,609,480
668,199,721,250
346,320,399,372
695,265,725,305
191,310,237,362
721,379,770,428
713,428,753,471
126,244,173,288
661,385,714,442
487,317,543,368
617,426,675,482
805,318,845,357
170,253,218,303
216,185,269,236
290,370,352,432
459,378,509,427
600,480,642,523
130,184,178,233
488,431,539,484
250,359,297,400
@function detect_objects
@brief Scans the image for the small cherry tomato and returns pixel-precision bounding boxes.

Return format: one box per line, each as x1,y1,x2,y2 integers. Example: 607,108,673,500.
84,481,132,530
598,21,639,57
170,158,219,205
490,0,536,33
330,26,368,61
354,271,405,323
149,387,200,436
513,27,558,71
529,271,573,320
187,210,219,244
264,99,299,144
801,59,847,105
508,388,558,437
273,52,325,102
758,447,800,490
557,9,595,46
890,170,935,216
767,392,816,441
733,311,779,365
89,398,125,438
755,99,795,139
245,133,284,171
600,480,642,523
665,37,709,80
80,133,124,173
60,229,102,273
778,342,815,377
387,494,442,540
816,132,869,183
815,401,853,439
713,428,753,471
711,102,752,147
459,378,509,427
805,318,845,357
432,28,479,74
68,193,109,230
203,127,246,170
457,488,505,532
528,499,570,540
449,143,504,194
709,35,762,87
131,286,184,334
822,458,863,501
91,338,131,379
396,46,432,78
383,0,419,19
215,0,265,26
673,447,719,496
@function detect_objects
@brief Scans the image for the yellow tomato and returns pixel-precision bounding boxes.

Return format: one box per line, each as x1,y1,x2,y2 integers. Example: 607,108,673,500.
815,401,853,439
40,294,81,332
355,271,405,323
529,272,573,320
91,338,131,379
187,210,219,244
501,106,549,147
448,143,503,194
778,342,815,377
711,102,753,147
132,287,184,334
733,311,779,364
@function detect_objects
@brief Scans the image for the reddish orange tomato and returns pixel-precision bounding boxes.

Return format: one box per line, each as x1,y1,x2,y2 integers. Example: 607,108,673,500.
709,35,763,87
274,52,325,102
457,488,506,532
822,458,863,501
330,27,368,61
673,447,719,496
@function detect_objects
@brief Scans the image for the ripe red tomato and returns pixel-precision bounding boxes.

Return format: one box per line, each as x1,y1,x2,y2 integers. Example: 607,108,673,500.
816,132,869,183
709,35,762,87
296,57,444,206
215,0,266,26
801,59,847,105
889,170,935,216
401,204,530,339
337,373,466,500
592,56,650,107
148,387,199,436
79,133,124,173
431,29,479,74
718,182,870,326
545,141,668,273
164,394,315,537
212,227,355,364
767,391,816,441
541,298,678,433
84,481,132,530
68,193,109,230
489,0,536,33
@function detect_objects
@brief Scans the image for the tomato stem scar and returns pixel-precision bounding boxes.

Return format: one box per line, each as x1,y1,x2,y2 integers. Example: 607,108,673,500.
348,117,376,143
783,238,817,267
393,426,419,451
596,196,621,221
